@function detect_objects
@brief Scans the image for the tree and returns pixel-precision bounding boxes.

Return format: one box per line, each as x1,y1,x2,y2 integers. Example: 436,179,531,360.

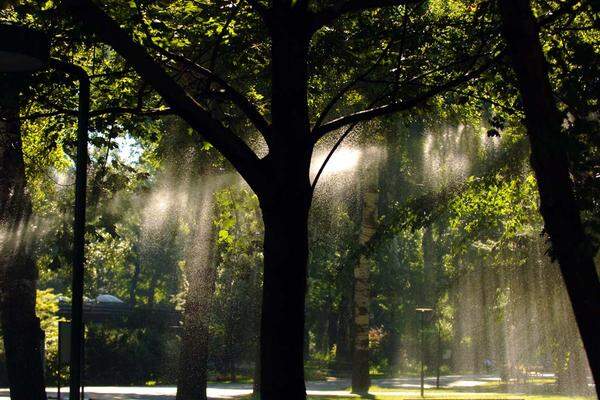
154,118,221,400
498,0,600,394
351,153,379,394
177,189,217,400
52,1,503,397
0,77,47,399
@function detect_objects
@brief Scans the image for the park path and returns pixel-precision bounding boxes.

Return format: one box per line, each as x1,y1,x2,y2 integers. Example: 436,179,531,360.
0,375,503,399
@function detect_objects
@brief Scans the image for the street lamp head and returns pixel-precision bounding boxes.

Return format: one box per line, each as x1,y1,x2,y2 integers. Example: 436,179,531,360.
0,24,49,72
415,307,433,313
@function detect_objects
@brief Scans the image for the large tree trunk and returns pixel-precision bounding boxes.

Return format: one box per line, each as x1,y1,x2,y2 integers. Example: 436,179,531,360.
351,161,378,395
258,8,312,399
259,192,311,400
0,78,47,400
498,0,600,394
176,191,217,400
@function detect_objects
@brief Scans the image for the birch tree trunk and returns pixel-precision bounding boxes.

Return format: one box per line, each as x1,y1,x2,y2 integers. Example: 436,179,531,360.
351,157,379,394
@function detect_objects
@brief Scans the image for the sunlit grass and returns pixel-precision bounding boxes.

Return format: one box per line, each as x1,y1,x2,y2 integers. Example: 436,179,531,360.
306,387,595,400
243,386,596,400
307,395,594,400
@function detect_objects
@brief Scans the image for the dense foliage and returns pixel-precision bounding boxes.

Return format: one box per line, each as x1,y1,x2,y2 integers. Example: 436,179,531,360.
0,0,597,396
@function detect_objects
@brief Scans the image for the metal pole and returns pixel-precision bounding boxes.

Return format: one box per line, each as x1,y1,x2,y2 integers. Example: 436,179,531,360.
81,334,85,400
420,311,425,397
71,72,88,400
436,322,441,389
57,321,61,400
50,60,89,400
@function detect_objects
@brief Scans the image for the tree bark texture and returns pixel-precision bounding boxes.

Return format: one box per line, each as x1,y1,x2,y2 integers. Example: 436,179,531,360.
257,9,313,399
351,159,379,394
259,194,311,400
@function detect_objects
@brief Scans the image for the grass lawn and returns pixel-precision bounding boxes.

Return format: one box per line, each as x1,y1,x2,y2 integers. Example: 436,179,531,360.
307,395,594,400
306,387,595,400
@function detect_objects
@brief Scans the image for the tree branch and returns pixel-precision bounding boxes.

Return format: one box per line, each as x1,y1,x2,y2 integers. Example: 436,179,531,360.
313,40,393,129
245,0,270,24
18,106,174,122
60,0,265,190
133,0,271,142
312,51,505,141
538,0,582,26
313,0,422,28
151,44,273,143
360,137,528,258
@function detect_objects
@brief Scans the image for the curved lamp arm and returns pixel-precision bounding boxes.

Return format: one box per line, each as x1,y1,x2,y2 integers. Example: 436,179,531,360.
49,59,89,400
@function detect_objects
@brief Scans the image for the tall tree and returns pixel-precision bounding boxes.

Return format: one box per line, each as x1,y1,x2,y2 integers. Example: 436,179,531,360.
177,189,217,400
152,116,222,400
498,0,600,393
0,77,47,399
44,0,500,397
351,155,379,394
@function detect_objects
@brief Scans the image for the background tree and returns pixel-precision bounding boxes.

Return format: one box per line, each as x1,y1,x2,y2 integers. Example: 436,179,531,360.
0,77,47,400
50,2,502,397
0,0,597,397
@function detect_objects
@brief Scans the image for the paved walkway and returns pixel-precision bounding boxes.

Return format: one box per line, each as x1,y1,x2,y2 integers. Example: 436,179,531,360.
0,375,508,399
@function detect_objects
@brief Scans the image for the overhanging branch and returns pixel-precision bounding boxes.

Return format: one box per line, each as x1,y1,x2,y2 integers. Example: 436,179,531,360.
245,0,269,21
313,40,393,129
151,44,273,143
358,137,528,259
60,0,265,190
313,0,422,29
312,51,505,142
19,106,174,122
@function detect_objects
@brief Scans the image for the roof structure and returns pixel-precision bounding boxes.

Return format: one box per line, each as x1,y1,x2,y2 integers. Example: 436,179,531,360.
58,296,180,327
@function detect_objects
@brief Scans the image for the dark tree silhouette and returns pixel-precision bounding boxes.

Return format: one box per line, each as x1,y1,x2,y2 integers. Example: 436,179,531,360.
0,78,47,400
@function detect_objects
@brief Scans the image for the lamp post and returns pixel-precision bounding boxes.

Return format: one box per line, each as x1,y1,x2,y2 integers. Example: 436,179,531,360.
436,319,441,389
0,24,89,400
416,307,433,397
